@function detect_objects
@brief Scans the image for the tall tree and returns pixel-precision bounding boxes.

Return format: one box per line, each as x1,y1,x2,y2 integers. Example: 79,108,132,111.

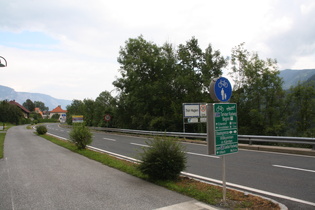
0,100,23,124
93,91,117,127
230,43,285,135
23,99,35,112
286,81,315,136
66,100,85,125
113,36,227,131
34,101,49,111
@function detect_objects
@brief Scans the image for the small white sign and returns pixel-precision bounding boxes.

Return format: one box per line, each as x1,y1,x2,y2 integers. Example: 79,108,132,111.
188,118,199,123
183,104,200,117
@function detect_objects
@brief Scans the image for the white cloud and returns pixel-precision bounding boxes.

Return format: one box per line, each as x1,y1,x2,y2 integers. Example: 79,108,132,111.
1,0,315,100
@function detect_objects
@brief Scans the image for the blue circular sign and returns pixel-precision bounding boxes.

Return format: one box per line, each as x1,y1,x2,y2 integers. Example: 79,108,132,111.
212,77,232,102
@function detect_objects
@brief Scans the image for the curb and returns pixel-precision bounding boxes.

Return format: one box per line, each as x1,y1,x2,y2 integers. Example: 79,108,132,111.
239,144,315,156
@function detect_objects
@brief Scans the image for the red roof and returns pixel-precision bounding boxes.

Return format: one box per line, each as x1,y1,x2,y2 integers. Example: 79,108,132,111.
9,100,30,113
50,105,67,113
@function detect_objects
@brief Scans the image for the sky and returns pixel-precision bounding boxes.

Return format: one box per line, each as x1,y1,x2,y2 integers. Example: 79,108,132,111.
1,0,315,101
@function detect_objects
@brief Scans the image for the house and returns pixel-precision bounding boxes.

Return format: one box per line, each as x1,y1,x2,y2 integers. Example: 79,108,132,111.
9,100,30,118
49,105,67,122
35,107,43,118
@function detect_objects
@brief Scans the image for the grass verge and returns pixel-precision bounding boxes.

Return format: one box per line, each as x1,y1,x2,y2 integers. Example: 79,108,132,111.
39,133,280,209
0,133,5,159
0,123,14,159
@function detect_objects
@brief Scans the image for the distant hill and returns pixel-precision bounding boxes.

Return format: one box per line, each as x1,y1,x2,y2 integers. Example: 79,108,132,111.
279,69,315,90
306,73,315,83
0,85,72,111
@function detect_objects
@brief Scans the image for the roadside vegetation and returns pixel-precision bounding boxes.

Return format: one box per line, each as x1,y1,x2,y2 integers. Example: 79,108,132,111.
39,133,280,209
138,136,187,180
1,36,315,150
0,123,13,159
0,133,5,159
69,123,93,149
64,36,315,140
36,125,48,135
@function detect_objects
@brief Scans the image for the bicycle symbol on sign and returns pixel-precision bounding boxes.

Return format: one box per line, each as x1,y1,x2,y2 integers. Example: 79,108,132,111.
216,105,224,113
218,79,229,88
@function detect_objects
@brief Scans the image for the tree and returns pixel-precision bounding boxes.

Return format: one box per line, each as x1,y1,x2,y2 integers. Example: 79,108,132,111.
51,113,60,120
82,99,95,126
34,101,49,111
23,99,35,112
93,91,117,127
230,43,285,135
113,36,227,131
30,112,43,120
286,81,315,136
0,100,23,124
66,100,85,124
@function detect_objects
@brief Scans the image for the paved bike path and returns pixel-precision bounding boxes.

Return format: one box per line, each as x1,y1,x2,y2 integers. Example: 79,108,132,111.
0,126,216,210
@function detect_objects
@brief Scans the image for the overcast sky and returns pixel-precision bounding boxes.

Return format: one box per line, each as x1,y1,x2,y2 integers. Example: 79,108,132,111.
1,0,315,101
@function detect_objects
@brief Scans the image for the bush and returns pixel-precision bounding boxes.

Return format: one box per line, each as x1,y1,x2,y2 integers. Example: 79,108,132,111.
138,136,187,181
69,123,92,149
36,125,47,135
38,118,59,123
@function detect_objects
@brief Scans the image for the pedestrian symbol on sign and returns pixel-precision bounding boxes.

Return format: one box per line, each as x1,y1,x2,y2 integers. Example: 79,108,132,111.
209,77,232,102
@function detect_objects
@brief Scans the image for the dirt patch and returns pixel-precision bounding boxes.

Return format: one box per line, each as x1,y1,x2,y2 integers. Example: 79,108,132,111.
176,177,280,209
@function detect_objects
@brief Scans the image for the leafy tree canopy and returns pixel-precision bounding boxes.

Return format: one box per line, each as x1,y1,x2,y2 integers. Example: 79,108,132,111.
113,35,227,131
34,101,49,111
23,99,35,112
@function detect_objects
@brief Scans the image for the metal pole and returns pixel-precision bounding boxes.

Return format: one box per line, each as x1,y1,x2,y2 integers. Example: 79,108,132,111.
222,155,227,204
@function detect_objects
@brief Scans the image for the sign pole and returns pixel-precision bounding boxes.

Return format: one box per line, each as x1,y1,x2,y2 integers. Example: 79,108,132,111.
208,76,238,204
222,155,226,204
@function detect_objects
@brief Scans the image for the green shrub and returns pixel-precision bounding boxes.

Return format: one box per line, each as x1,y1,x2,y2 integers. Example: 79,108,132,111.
69,123,92,149
36,125,47,135
138,136,187,181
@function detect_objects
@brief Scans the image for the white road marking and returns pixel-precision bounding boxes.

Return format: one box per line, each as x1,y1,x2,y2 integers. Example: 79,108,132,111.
273,165,315,173
103,137,116,141
131,143,219,158
130,143,149,147
47,133,68,141
186,152,219,159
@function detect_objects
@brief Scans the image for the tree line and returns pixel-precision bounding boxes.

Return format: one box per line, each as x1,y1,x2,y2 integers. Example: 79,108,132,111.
0,99,57,125
65,36,315,137
2,36,314,137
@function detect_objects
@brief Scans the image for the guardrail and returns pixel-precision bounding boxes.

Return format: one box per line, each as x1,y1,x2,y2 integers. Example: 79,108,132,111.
90,127,315,150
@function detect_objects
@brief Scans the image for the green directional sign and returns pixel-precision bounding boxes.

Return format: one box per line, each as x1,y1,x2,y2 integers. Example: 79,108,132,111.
207,103,238,156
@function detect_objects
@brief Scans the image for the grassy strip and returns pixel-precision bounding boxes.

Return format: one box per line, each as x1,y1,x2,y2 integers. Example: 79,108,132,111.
0,133,5,159
41,134,145,178
0,123,14,159
40,134,280,209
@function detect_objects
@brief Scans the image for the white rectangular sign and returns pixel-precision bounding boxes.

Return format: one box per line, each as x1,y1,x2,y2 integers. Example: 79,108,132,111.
183,104,200,117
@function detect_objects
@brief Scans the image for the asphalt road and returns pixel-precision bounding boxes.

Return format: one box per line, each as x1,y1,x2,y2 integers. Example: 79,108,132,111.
0,125,216,210
46,123,315,210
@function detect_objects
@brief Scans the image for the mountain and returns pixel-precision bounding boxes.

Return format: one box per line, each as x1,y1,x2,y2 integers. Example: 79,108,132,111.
0,85,72,111
279,69,315,90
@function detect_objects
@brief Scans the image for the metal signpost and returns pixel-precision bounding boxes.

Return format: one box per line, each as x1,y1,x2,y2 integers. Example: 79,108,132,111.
207,76,238,203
